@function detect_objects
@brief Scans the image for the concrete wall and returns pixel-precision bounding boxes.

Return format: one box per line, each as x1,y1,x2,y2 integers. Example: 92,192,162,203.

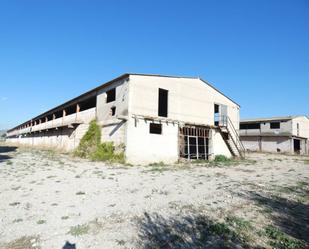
6,108,96,151
125,75,239,164
128,75,240,128
241,136,261,151
96,78,129,147
240,120,292,136
125,118,179,164
212,129,232,158
292,116,309,139
241,136,292,153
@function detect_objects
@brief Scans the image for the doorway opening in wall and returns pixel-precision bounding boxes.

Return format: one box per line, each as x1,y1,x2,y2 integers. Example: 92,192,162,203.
179,126,209,160
214,104,228,126
214,104,219,126
158,88,168,117
294,139,301,154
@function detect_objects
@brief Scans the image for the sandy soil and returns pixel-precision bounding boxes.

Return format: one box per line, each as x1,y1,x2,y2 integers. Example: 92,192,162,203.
0,144,308,249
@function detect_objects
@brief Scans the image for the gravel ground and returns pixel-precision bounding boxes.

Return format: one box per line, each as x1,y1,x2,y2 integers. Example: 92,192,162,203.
0,144,308,249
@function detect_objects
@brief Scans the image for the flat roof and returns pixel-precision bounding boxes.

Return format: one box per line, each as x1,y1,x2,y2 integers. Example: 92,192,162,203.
241,116,302,123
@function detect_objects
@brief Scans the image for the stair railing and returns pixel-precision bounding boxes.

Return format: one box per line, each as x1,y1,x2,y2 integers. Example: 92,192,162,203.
220,115,246,158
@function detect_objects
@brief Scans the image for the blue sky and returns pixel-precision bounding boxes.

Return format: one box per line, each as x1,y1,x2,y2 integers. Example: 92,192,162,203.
0,0,308,129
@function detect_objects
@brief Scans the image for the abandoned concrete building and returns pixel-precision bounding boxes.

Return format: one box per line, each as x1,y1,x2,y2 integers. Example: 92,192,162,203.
6,73,245,164
240,116,309,155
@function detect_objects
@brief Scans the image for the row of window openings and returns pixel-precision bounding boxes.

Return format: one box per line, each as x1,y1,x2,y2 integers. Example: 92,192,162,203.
18,88,117,129
19,86,165,129
240,122,299,131
240,122,281,130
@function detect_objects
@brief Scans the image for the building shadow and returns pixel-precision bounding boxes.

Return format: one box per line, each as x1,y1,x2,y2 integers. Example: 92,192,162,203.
0,146,17,153
0,154,12,163
62,241,76,249
0,145,17,163
247,190,309,245
136,212,261,249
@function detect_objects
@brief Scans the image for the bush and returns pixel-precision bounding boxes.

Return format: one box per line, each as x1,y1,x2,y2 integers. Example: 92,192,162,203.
214,155,230,162
74,120,101,158
91,142,125,163
74,120,125,163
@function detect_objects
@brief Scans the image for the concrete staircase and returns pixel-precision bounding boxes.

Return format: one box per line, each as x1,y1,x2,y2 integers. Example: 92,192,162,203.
218,116,246,158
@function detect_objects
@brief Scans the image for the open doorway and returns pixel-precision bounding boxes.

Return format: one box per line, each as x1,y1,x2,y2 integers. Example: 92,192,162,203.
294,139,301,154
214,104,227,126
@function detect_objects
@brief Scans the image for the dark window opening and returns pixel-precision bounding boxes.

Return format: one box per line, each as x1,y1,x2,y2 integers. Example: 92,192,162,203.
106,88,116,103
158,88,168,117
47,114,53,121
111,107,116,116
149,123,162,134
54,110,63,119
270,122,280,129
65,105,76,116
240,123,261,130
80,96,97,111
214,104,219,114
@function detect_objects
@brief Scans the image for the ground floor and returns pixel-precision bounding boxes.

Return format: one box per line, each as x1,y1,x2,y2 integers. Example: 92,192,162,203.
0,146,308,249
240,135,309,155
7,117,237,164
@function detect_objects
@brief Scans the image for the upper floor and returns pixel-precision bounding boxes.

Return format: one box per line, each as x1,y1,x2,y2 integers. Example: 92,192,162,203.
240,116,309,139
7,73,240,137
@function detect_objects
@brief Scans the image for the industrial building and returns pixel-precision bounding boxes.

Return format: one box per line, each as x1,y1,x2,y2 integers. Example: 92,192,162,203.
240,116,309,155
6,73,244,164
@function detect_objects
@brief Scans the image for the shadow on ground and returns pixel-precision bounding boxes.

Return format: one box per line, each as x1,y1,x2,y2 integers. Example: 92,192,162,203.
248,190,309,246
0,145,17,163
62,241,76,249
137,212,261,249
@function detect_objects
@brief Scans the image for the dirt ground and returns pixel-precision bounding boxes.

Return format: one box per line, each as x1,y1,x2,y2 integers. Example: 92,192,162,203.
0,144,308,249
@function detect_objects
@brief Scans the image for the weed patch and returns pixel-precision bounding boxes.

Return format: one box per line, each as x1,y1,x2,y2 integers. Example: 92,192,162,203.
36,219,46,225
264,225,305,249
68,224,90,236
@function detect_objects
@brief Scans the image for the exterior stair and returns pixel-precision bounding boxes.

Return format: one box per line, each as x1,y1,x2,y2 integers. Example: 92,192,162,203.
218,115,246,158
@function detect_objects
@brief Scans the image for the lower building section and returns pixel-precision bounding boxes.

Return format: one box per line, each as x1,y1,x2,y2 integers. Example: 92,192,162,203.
240,135,308,155
125,117,233,165
6,116,238,164
6,124,90,151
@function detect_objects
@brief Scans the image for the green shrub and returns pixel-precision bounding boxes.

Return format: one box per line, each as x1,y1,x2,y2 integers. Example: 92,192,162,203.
91,142,125,163
74,120,125,163
74,120,101,158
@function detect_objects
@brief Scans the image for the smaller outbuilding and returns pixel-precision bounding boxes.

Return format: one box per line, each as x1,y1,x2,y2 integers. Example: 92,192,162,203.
240,116,309,155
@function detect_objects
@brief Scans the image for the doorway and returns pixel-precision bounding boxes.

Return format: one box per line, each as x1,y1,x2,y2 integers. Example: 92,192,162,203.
214,104,227,126
294,139,301,154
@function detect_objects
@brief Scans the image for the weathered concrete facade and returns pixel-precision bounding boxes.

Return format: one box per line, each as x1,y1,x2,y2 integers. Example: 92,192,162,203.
7,73,243,164
240,116,309,155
